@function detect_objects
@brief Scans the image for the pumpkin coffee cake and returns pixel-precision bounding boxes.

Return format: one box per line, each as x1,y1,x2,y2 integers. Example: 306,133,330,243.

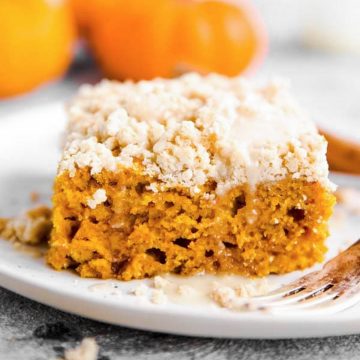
47,73,336,280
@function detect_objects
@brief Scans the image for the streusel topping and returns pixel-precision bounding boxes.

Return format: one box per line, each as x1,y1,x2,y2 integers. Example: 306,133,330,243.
86,189,107,209
59,73,333,194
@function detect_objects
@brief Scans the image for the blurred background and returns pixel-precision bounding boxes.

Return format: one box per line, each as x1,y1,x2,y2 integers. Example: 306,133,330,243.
0,0,359,170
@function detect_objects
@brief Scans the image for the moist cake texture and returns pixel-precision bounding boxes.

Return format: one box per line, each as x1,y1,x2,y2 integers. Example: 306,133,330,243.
47,73,336,280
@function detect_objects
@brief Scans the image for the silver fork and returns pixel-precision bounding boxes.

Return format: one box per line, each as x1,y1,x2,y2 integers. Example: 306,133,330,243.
247,239,360,314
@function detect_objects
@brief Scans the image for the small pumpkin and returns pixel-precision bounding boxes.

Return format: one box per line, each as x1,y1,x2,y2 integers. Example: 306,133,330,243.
0,0,75,98
73,0,267,80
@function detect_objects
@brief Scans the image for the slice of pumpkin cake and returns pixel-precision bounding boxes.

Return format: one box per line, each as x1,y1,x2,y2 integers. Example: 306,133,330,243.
47,73,336,280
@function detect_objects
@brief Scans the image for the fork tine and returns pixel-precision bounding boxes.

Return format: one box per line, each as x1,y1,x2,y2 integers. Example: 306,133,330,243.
278,291,338,310
257,283,333,307
250,284,307,302
270,291,360,315
252,270,324,303
319,292,360,314
257,281,360,313
241,239,360,314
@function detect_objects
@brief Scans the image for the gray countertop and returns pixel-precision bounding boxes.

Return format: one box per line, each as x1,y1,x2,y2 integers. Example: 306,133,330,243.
1,46,360,359
1,286,360,360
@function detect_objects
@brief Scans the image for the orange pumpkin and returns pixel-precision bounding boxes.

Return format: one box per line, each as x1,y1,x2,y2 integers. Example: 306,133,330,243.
175,0,266,76
73,0,267,80
70,0,93,35
0,0,75,98
89,0,177,79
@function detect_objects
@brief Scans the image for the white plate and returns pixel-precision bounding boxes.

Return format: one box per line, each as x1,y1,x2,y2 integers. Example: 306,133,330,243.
0,103,360,339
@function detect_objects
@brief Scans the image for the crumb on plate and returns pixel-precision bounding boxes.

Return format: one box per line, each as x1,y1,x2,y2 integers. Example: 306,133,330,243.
151,289,167,304
0,205,52,245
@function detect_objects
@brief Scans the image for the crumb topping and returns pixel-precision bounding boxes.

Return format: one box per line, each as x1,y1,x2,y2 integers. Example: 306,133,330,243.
176,284,194,296
211,279,270,309
153,275,170,289
151,289,167,304
86,189,107,209
59,73,333,194
211,286,237,308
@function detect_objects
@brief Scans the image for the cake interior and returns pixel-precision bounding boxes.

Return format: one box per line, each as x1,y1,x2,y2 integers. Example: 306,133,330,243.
47,166,335,280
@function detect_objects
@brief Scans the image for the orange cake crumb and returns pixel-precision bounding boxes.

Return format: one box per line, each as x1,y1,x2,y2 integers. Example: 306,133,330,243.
48,168,334,280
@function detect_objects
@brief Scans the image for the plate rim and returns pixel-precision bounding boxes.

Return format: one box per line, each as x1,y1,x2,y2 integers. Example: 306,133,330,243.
1,101,360,339
1,252,360,339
